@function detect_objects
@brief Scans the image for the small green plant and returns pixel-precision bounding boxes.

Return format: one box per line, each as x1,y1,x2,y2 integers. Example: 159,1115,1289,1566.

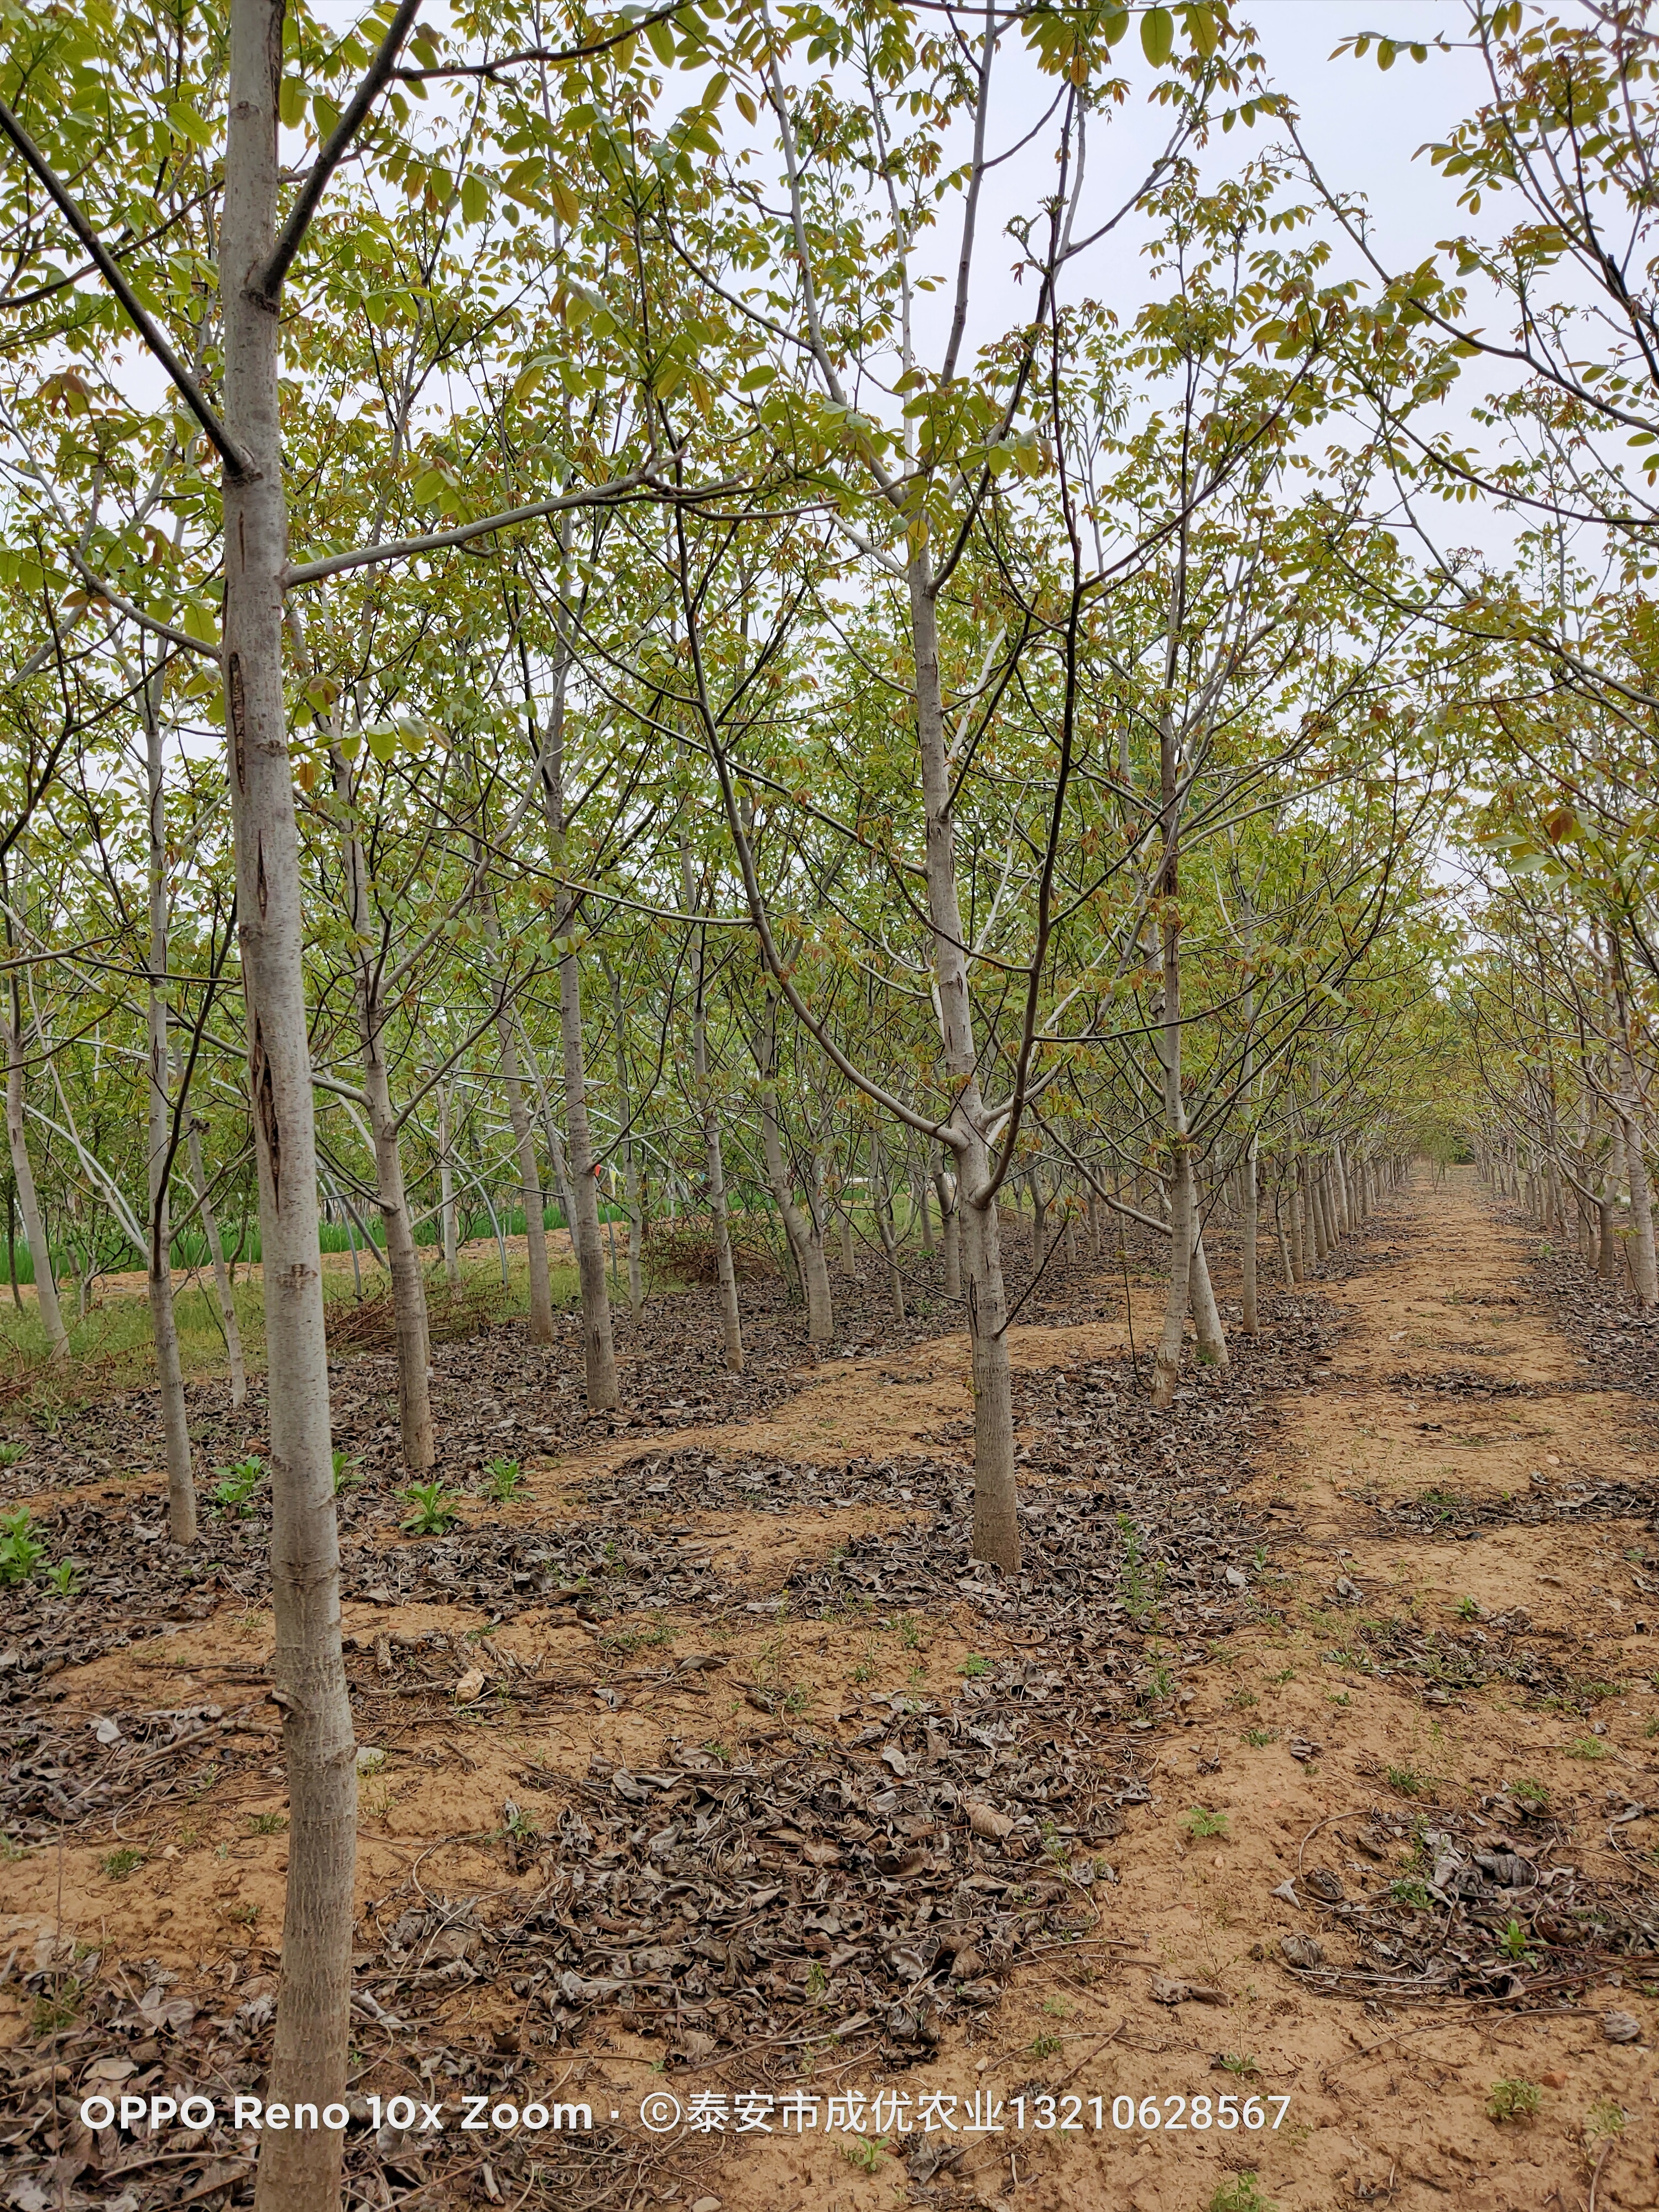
400,1480,461,1535
482,1457,527,1501
1386,1765,1428,1797
29,1985,81,2038
1227,1686,1259,1711
702,1740,732,1765
1509,1777,1550,1811
0,1440,28,1467
1455,1595,1480,1620
1030,2030,1062,2060
959,1653,992,1678
1181,1806,1229,1840
897,1611,922,1651
212,1456,265,1516
1243,1727,1277,1748
1498,1918,1535,1963
1041,1995,1069,2017
1486,2077,1540,2125
0,1508,45,1585
804,1960,827,1997
1584,2095,1626,2150
840,2136,890,2175
1644,1718,1659,1740
1328,1691,1352,1707
248,1811,288,1835
1565,1736,1608,1760
851,1656,874,1686
1390,1879,1434,1909
1217,2052,1260,2078
331,1448,362,1494
44,1559,81,1595
1208,2174,1276,2212
101,1846,146,1880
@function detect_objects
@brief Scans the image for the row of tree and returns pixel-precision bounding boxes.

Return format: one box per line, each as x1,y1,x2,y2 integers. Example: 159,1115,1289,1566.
4,1,1653,2205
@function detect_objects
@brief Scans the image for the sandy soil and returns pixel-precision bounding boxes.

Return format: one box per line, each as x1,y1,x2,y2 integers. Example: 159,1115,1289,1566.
3,1177,1656,2212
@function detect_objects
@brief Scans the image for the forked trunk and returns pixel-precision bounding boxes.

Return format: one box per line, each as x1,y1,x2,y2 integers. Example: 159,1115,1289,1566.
496,1006,555,1343
908,557,1016,1570
223,4,356,2200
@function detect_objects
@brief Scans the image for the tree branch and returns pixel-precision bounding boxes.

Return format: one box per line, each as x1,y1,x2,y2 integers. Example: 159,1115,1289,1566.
283,460,709,585
258,0,426,302
0,96,251,478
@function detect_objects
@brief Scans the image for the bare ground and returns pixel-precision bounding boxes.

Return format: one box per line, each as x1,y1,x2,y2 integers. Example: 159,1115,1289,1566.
2,1177,1657,2212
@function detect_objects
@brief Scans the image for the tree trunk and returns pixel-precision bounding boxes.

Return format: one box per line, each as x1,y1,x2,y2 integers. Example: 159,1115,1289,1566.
437,1083,459,1288
1190,1228,1228,1369
144,691,197,1543
4,966,67,1359
758,1024,832,1341
223,7,356,2199
908,555,1017,1572
1239,1131,1259,1335
681,848,743,1369
1029,1168,1048,1271
334,753,433,1468
871,1130,906,1325
186,1114,247,1406
561,948,618,1405
608,971,645,1322
1287,1165,1306,1283
1152,1147,1196,1407
934,1164,961,1301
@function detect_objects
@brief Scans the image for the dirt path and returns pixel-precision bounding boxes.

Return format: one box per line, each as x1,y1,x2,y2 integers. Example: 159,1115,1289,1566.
3,1177,1656,2212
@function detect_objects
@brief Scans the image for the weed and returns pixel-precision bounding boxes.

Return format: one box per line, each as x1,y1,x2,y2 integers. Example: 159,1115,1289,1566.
702,1740,732,1765
1565,1736,1608,1760
1389,1879,1434,1909
29,1985,80,2038
1181,1807,1229,1840
1509,1777,1550,1811
400,1480,461,1535
44,1559,81,1595
0,1441,27,1467
1328,1691,1352,1708
1498,1919,1536,1963
101,1846,146,1880
1216,2052,1260,2078
482,1457,528,1502
1042,1996,1069,2017
805,1960,827,1997
0,1835,29,1864
959,1653,992,1678
1208,2175,1276,2212
1486,2078,1540,2125
783,1685,809,1717
839,2136,890,2175
331,1448,362,1494
1030,2032,1063,2060
1386,1765,1430,1797
1645,1718,1659,1740
248,1811,288,1835
211,1456,265,1517
601,1620,674,1657
1243,1728,1277,1748
228,1902,260,1927
1455,1595,1480,1620
1584,2096,1626,2150
1227,1686,1259,1712
0,1507,45,1585
851,1656,874,1686
897,1611,922,1651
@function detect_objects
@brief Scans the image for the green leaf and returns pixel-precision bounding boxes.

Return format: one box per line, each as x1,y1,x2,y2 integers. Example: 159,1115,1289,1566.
646,16,677,63
460,172,488,227
1141,6,1174,64
279,79,307,129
